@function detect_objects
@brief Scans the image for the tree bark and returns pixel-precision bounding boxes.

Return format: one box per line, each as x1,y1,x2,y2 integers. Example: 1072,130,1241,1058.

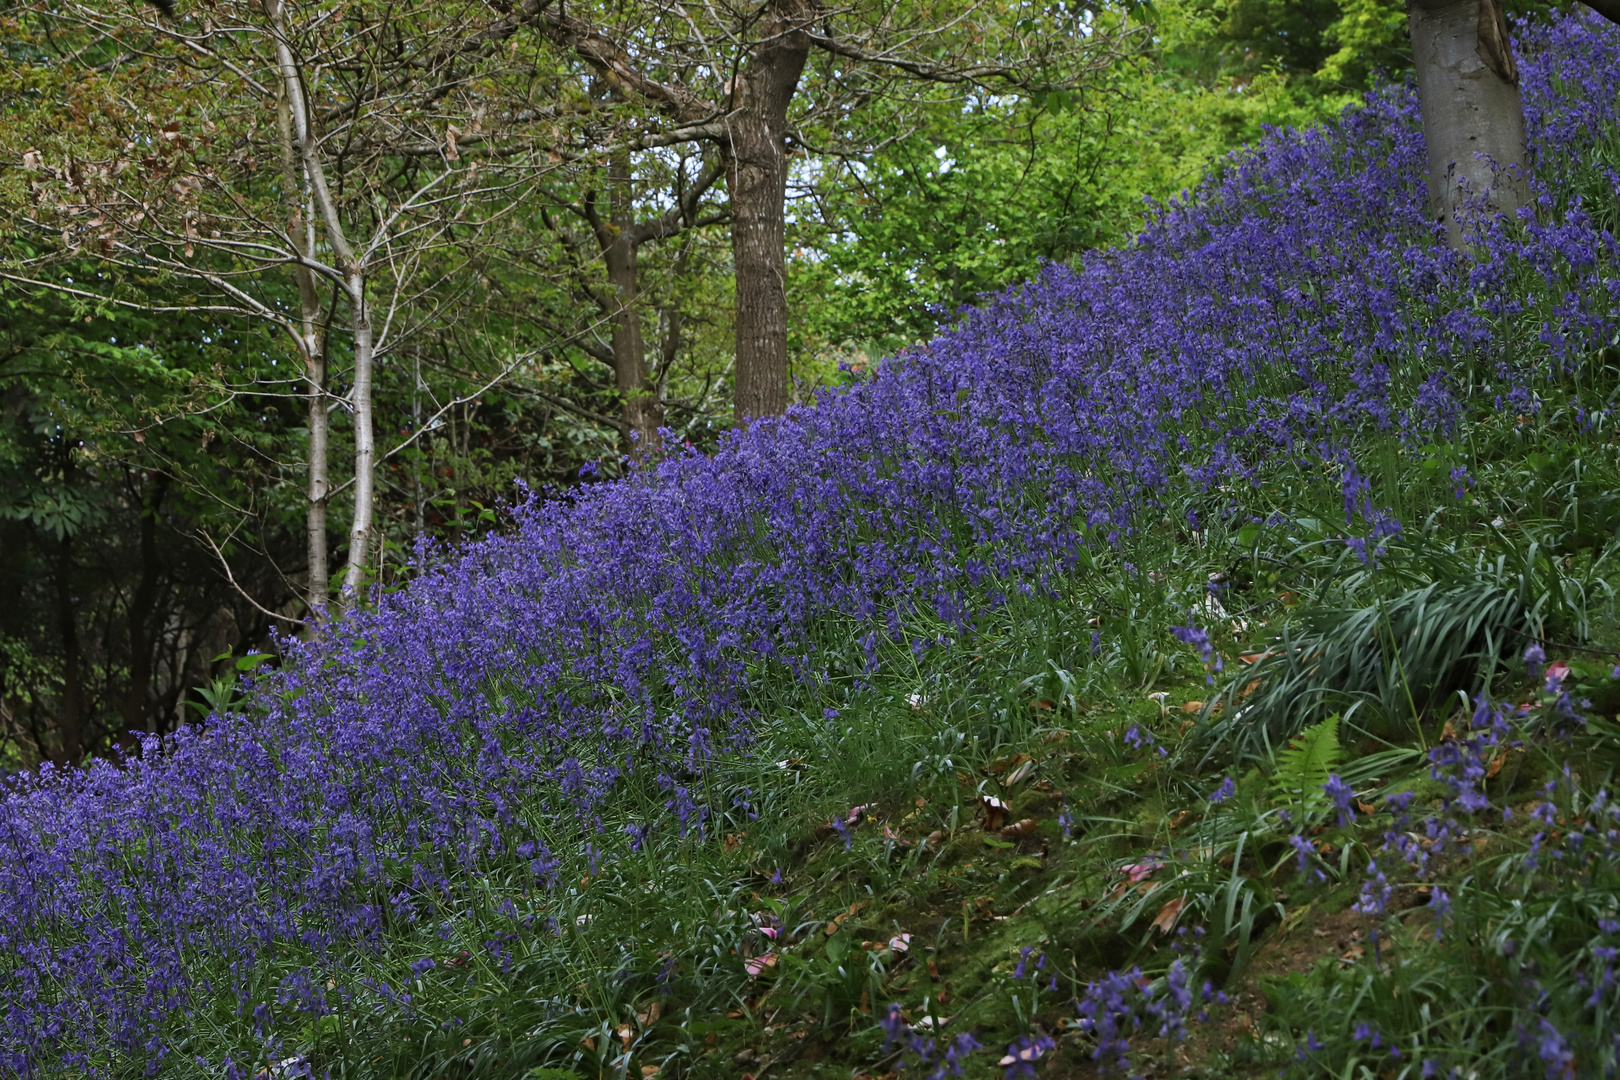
341,275,376,600
1408,0,1528,247
269,0,374,604
726,0,814,420
122,472,166,737
606,151,664,455
275,76,331,620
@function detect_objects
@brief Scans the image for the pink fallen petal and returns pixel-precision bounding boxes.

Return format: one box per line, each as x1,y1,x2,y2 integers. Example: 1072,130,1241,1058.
888,933,912,953
744,952,777,977
1119,860,1162,884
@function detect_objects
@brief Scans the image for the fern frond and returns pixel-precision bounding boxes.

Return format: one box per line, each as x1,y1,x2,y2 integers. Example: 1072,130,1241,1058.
1269,714,1343,815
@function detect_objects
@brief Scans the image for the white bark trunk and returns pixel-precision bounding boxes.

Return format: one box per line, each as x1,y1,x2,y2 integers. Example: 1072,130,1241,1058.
1408,0,1529,247
275,77,330,621
342,277,375,600
267,0,374,604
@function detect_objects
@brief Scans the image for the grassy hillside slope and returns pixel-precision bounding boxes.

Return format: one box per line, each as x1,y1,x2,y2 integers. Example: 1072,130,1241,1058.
4,11,1620,1079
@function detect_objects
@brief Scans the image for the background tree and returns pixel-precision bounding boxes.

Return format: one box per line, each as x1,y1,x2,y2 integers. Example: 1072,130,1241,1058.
519,0,1146,418
2,0,1488,766
2,0,569,609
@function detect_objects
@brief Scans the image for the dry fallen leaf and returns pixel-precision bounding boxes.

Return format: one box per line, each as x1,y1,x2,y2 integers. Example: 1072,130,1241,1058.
1180,700,1205,714
1004,758,1036,787
980,796,1009,831
1150,895,1186,935
1000,817,1038,839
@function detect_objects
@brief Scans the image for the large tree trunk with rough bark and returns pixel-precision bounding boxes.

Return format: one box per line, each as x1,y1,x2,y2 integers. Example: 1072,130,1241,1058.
1408,0,1528,246
727,0,813,421
607,152,664,454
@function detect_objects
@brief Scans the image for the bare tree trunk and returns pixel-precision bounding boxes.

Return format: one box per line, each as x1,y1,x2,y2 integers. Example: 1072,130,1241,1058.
305,346,330,610
1408,0,1528,247
268,0,373,604
342,277,376,600
605,151,663,455
727,0,813,421
123,472,166,737
275,77,331,619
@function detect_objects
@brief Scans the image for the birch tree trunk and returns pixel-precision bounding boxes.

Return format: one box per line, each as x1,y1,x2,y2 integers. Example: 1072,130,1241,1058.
275,77,331,618
342,277,376,600
267,0,373,604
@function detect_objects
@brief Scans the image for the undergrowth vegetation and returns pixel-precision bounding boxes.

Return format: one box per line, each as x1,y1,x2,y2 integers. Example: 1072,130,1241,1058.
5,9,1620,1080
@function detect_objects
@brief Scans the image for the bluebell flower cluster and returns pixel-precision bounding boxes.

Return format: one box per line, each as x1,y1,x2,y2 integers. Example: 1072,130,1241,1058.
880,1005,980,1079
0,11,1616,1071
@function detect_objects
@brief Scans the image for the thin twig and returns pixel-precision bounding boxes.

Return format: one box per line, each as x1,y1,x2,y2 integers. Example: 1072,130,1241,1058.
199,531,307,627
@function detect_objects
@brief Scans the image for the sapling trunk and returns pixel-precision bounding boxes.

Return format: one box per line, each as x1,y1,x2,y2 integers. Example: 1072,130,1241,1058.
276,79,331,620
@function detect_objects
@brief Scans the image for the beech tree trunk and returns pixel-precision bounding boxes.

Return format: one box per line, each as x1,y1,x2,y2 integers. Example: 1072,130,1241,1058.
607,151,664,454
727,0,813,420
1408,0,1529,246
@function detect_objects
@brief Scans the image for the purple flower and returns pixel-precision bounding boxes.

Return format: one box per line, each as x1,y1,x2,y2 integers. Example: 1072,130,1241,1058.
1208,776,1236,804
999,1035,1052,1080
1323,774,1356,827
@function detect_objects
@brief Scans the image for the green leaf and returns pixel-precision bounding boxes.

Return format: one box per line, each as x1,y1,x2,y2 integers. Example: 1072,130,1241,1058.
1269,714,1343,817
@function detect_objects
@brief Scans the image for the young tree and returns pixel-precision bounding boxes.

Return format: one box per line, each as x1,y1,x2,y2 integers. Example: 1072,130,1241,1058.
535,142,727,454
513,0,1144,419
2,0,566,609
